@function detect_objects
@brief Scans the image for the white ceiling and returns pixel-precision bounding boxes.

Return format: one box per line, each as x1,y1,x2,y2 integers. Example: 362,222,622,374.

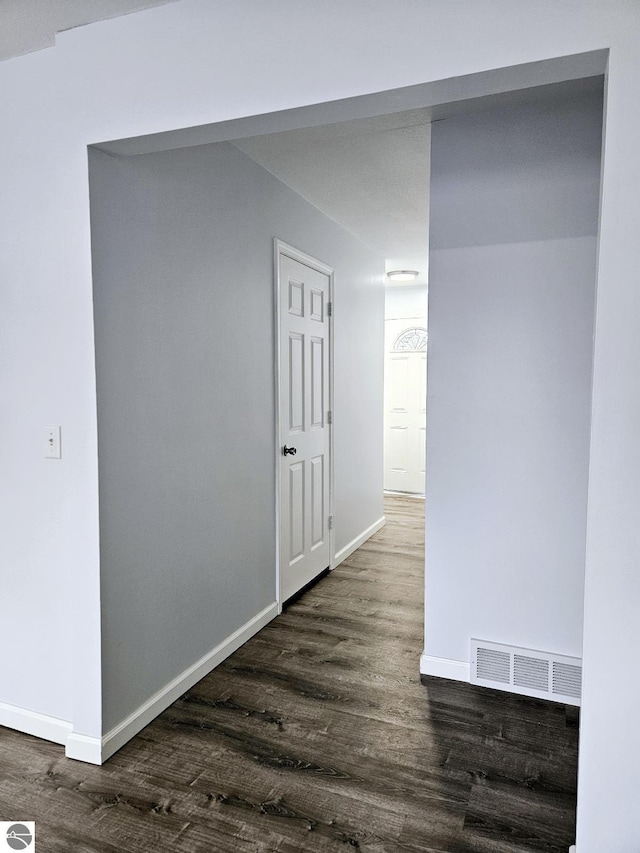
232,114,432,284
0,0,175,62
230,77,602,287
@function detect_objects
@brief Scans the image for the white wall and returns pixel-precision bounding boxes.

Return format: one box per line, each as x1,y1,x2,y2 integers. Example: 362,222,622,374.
1,2,640,849
385,285,428,321
430,95,603,250
89,141,384,733
425,236,598,660
424,95,602,667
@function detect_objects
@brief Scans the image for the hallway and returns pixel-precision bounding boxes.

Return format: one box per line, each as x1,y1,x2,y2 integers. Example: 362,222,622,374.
0,496,578,852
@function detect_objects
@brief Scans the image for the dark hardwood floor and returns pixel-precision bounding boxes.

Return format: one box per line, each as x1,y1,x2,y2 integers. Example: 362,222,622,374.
0,496,578,852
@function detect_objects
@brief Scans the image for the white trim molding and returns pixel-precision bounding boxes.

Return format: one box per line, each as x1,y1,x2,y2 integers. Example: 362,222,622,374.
0,700,72,746
333,516,385,567
569,846,576,853
420,653,471,683
65,731,102,764
66,602,279,764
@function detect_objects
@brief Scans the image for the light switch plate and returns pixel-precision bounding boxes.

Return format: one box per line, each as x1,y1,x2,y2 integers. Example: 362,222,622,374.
45,425,61,459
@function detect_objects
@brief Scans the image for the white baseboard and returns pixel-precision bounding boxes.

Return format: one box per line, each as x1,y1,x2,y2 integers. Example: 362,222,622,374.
420,653,471,682
569,846,576,853
333,516,385,567
66,601,279,765
0,700,72,746
65,731,102,764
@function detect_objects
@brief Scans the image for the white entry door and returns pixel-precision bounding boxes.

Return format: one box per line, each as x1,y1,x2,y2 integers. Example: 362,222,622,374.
277,242,332,603
384,320,427,494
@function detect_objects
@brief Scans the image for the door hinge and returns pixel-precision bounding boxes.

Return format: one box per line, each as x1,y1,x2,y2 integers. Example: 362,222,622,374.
327,410,333,424
327,301,333,317
328,515,334,530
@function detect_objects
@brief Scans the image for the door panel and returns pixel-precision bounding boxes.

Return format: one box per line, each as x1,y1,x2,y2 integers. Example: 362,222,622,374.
310,336,324,429
310,287,324,322
289,279,304,316
388,425,410,473
289,461,305,564
390,356,410,411
289,333,304,432
310,454,325,549
419,354,427,414
279,247,332,602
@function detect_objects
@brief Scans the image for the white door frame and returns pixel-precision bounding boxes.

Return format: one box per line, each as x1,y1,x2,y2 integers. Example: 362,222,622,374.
274,239,335,610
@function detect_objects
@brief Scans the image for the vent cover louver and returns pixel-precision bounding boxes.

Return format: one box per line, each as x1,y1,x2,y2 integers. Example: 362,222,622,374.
552,661,582,699
477,647,510,683
471,639,581,706
514,654,549,691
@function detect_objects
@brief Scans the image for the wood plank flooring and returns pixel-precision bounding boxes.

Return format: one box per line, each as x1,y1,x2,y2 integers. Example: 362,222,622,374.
0,496,578,852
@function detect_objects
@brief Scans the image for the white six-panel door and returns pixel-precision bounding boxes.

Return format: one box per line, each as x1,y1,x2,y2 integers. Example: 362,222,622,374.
383,319,427,494
277,243,332,603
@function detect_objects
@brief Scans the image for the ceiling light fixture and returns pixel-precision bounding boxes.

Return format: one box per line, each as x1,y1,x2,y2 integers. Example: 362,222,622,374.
386,269,419,282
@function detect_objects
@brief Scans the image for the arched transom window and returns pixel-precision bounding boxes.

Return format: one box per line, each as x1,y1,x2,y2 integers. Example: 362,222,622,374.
393,327,428,352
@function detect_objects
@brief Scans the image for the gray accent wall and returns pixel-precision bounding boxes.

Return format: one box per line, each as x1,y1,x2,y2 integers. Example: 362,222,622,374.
89,142,384,732
425,93,602,663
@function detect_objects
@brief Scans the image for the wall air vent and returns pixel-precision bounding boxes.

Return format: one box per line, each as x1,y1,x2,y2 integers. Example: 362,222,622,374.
476,646,510,683
471,639,581,706
552,661,582,699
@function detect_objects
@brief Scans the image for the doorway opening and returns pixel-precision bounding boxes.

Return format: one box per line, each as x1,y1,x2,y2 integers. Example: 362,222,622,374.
383,289,428,496
88,54,605,823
